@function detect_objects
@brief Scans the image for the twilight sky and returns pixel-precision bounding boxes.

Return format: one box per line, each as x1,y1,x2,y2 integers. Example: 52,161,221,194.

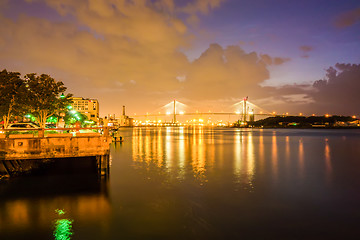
1,0,359,116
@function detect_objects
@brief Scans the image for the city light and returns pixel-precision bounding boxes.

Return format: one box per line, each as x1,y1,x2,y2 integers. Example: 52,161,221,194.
122,99,359,127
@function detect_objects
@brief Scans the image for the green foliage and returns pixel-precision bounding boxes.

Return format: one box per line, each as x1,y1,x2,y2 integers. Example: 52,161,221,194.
0,69,73,128
25,73,72,128
64,111,88,126
0,69,28,127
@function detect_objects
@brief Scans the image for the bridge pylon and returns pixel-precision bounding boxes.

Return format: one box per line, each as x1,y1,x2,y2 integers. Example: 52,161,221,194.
173,99,176,123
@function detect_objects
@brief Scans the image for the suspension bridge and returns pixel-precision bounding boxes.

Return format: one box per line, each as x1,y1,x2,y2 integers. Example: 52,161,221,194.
129,97,279,125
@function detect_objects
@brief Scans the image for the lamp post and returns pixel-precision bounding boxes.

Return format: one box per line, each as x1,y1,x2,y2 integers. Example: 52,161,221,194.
58,93,66,128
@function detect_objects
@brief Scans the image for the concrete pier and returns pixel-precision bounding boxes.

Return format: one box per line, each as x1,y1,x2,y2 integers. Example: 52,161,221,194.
0,128,112,178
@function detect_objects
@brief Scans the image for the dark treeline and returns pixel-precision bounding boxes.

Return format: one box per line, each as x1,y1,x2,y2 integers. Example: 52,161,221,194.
251,115,357,128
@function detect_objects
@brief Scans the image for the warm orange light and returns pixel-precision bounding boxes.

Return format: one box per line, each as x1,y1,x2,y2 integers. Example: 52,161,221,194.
352,115,356,119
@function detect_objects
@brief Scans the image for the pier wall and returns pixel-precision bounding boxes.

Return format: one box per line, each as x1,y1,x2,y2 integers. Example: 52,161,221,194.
0,133,111,161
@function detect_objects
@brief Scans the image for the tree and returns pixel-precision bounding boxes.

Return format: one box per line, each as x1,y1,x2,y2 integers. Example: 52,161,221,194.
0,69,27,128
64,111,89,126
25,73,72,128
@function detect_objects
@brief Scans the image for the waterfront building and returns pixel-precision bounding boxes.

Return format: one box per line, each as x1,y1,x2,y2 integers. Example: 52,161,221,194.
70,97,99,122
104,106,133,127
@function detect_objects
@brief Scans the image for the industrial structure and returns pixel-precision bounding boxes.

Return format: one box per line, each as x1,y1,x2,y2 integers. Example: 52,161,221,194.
118,105,133,127
105,106,133,127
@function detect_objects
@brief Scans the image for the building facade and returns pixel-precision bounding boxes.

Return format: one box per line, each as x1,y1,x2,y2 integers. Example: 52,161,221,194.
70,97,99,122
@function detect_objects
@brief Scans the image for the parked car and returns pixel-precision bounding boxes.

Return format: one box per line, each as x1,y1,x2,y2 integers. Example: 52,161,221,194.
6,122,40,130
45,123,57,129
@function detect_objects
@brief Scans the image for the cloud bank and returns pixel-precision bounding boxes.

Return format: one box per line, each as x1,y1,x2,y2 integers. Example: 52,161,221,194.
0,0,359,115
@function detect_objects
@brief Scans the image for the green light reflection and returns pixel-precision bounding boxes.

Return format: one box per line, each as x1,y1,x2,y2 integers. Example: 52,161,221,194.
54,209,73,240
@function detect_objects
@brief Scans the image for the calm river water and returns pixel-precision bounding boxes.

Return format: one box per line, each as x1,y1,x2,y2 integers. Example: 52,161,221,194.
1,127,360,239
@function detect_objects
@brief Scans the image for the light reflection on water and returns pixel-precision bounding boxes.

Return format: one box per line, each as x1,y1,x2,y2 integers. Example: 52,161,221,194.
53,209,73,240
0,194,110,238
130,127,338,191
325,138,332,183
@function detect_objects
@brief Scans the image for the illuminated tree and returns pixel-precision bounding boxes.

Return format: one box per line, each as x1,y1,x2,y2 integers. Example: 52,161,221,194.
25,73,72,128
0,69,27,128
64,111,88,126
